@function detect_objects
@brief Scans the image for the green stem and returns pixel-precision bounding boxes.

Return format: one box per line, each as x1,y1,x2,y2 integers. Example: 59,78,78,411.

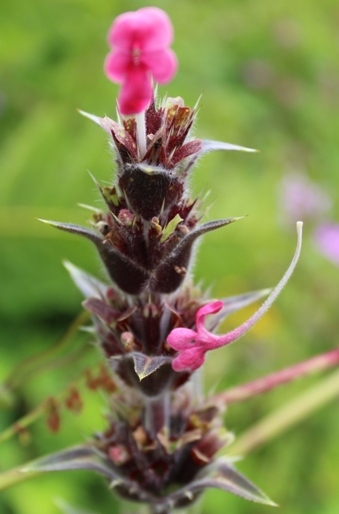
0,404,44,445
0,463,42,491
0,384,15,409
3,310,89,392
228,367,339,457
0,357,94,445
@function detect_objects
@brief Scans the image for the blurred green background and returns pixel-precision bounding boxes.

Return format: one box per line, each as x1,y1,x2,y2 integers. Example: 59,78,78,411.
1,0,339,513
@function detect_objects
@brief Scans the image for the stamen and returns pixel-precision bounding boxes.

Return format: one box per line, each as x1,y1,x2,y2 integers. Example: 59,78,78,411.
215,221,303,347
135,111,147,159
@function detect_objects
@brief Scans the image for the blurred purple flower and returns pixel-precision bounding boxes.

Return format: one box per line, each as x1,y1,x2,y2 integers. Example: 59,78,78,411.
279,173,331,224
315,223,339,265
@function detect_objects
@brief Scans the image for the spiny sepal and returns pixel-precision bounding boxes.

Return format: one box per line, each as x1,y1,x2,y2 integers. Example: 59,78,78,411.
199,139,257,155
131,352,173,381
109,354,178,397
163,458,277,508
63,260,108,299
42,217,240,295
23,445,117,481
149,217,241,293
192,458,277,505
39,219,149,295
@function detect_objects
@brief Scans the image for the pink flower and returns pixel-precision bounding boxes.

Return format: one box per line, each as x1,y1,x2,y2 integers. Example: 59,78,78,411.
167,301,226,371
315,223,339,265
104,7,177,115
168,222,303,372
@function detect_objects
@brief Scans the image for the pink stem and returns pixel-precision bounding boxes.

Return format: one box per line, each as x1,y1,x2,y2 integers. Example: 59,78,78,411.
211,347,339,405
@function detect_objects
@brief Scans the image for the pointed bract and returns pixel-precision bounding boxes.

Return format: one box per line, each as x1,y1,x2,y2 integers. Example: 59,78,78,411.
187,459,277,506
23,446,116,481
63,261,108,299
200,139,257,154
131,352,173,381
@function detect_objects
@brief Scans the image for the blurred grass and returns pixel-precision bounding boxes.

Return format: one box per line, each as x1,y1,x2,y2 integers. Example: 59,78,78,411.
1,0,339,513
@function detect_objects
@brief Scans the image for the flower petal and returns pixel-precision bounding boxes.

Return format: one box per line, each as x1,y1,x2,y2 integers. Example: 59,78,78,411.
195,301,224,334
142,48,177,83
118,67,153,115
108,7,174,51
104,50,130,83
138,7,174,50
167,327,198,350
172,347,206,372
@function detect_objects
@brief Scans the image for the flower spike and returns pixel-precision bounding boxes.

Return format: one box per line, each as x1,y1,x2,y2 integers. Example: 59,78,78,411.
168,222,303,372
29,7,312,509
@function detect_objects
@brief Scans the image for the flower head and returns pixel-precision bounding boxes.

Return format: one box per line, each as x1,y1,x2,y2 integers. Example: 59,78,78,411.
168,222,303,372
104,7,177,115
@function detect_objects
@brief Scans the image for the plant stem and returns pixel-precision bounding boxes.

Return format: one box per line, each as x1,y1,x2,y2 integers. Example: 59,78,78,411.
0,404,44,445
3,310,89,392
212,347,339,405
228,367,339,457
0,360,93,445
0,464,41,491
0,384,15,409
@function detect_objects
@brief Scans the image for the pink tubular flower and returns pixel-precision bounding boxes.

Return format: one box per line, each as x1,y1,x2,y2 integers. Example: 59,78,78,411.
104,7,177,115
168,222,303,372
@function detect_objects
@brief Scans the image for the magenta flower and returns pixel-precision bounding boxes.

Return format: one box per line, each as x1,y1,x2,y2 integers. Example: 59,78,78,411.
315,223,339,265
168,222,303,372
104,7,177,115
